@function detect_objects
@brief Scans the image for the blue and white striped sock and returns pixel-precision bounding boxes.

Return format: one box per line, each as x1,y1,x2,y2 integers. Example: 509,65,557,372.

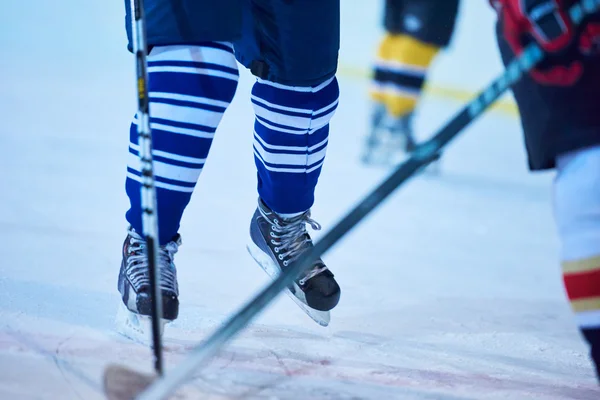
251,77,339,214
126,43,239,244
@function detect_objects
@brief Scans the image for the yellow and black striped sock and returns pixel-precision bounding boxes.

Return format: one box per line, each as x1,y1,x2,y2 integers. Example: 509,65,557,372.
370,34,440,118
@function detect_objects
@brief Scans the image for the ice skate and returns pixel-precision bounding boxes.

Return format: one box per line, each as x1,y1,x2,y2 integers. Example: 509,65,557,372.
362,105,441,173
362,104,417,166
386,112,442,175
116,226,181,343
247,199,340,326
362,102,387,164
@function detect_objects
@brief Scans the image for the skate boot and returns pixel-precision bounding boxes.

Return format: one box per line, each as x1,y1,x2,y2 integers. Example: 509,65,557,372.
362,106,441,172
362,103,416,166
388,112,442,175
389,111,416,153
362,102,388,164
116,226,181,342
247,199,340,326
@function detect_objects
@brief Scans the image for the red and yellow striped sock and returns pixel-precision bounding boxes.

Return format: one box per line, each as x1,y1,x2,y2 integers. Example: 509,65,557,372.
563,255,600,329
562,255,600,379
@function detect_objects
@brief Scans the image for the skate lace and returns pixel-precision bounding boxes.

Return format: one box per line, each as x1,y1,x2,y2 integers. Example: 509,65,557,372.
126,234,179,293
259,207,328,285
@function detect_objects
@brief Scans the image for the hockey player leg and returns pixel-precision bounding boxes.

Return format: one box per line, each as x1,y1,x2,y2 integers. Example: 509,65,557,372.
234,0,341,326
365,0,459,168
554,145,600,381
367,34,435,165
246,77,340,326
119,43,239,341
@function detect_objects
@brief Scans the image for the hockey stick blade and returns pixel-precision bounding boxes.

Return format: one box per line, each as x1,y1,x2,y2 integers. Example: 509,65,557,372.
103,364,226,400
104,364,156,400
103,1,600,399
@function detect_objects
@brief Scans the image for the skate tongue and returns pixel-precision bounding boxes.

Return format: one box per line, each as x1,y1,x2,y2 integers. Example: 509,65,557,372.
281,211,321,231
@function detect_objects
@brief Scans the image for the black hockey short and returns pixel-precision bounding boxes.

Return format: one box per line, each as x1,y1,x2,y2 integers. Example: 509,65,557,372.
496,22,600,171
383,0,460,48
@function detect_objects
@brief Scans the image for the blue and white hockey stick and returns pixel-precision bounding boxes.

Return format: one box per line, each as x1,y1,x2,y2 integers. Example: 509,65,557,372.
103,0,600,398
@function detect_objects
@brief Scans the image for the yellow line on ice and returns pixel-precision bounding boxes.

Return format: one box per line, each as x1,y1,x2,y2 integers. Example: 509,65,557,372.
337,62,519,118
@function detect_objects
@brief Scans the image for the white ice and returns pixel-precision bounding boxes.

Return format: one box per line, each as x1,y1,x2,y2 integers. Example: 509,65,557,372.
1,1,598,399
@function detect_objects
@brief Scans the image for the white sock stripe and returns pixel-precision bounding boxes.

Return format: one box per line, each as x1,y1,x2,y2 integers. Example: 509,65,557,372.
254,106,312,131
374,59,428,75
253,132,305,152
311,76,336,92
128,153,202,184
254,150,326,173
252,95,338,119
133,120,215,139
129,143,206,164
251,95,313,115
252,92,337,136
253,132,328,153
253,142,327,167
148,45,238,69
254,145,309,166
306,159,325,173
370,82,421,97
313,98,339,115
256,76,336,93
255,118,313,135
307,146,327,165
575,310,600,329
253,106,336,134
148,66,239,81
308,137,329,152
151,92,231,109
310,109,337,131
127,172,195,193
254,150,307,173
150,102,225,130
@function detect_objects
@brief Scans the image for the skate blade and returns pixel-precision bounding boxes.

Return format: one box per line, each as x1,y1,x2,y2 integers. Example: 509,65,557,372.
246,242,331,327
115,301,169,345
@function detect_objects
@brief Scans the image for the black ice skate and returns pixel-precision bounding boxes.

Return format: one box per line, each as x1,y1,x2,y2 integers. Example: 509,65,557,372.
116,226,181,342
247,200,340,326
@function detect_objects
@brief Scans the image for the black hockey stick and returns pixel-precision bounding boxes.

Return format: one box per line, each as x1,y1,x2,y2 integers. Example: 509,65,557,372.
129,0,164,375
103,1,600,398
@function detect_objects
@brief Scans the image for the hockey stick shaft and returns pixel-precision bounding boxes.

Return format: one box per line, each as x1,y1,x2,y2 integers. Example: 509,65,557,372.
130,0,164,375
135,0,600,397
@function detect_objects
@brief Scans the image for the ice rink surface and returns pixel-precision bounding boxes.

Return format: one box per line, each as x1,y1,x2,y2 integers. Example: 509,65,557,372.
1,1,599,399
